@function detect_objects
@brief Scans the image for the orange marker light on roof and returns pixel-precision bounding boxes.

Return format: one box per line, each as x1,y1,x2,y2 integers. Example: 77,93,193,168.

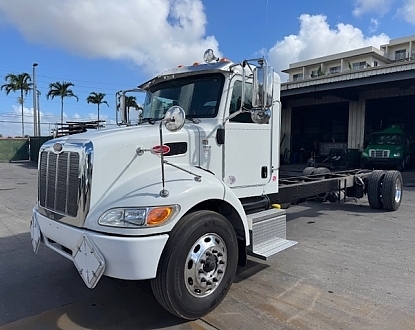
192,62,200,66
178,65,184,68
220,58,230,62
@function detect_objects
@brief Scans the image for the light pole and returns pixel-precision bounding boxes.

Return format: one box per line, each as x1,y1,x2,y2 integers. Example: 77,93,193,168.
37,90,41,136
32,63,38,136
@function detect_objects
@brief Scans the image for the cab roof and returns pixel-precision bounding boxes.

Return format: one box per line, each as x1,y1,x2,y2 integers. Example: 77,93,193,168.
139,60,244,90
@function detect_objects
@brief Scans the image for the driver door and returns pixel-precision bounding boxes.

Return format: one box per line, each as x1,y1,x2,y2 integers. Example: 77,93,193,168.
223,79,272,198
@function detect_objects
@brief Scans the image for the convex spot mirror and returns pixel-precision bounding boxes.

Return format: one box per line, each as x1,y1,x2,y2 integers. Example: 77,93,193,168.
251,108,271,124
253,65,274,108
164,106,185,132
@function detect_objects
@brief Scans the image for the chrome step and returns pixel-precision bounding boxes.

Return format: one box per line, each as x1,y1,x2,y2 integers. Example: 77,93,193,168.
248,208,297,260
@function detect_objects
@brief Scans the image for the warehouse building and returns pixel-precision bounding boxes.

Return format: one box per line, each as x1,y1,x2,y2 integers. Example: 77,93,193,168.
280,35,415,165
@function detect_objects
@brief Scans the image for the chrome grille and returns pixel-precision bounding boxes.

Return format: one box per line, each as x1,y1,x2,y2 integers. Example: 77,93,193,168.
39,151,80,217
369,149,390,158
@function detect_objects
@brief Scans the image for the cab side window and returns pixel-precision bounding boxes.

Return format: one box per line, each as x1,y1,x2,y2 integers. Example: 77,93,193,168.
229,81,254,123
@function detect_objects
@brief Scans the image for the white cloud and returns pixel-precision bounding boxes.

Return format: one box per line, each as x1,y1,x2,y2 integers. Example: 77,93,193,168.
0,0,220,76
0,105,42,137
267,14,390,78
397,0,415,23
369,18,380,32
352,0,396,17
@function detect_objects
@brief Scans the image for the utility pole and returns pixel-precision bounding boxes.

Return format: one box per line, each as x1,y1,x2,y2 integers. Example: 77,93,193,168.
32,63,38,136
37,90,41,136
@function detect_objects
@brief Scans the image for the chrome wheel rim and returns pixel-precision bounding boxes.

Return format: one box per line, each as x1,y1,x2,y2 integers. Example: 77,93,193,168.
395,178,402,203
184,233,227,298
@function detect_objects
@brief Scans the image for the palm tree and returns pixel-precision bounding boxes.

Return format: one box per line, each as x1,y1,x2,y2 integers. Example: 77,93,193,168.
116,95,143,124
1,73,32,136
86,92,109,127
46,81,78,126
125,96,143,124
125,96,140,110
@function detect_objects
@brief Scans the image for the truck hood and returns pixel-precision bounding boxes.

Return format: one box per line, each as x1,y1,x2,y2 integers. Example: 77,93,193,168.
365,144,403,150
51,123,202,209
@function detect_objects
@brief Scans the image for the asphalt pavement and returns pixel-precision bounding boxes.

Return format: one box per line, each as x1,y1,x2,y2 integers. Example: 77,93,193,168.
1,162,415,330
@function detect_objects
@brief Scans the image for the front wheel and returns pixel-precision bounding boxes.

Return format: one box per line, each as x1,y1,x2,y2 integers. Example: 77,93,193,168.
151,210,238,320
397,159,405,172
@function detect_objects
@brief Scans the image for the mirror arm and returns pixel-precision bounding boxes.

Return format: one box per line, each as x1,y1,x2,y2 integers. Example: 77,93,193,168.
159,120,169,197
223,108,244,123
163,160,201,181
115,91,121,125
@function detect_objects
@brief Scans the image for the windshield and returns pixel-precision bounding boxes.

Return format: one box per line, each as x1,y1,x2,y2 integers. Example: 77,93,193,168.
369,133,403,145
142,73,224,119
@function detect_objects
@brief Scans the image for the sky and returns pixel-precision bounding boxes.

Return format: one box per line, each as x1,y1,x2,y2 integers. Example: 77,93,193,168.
0,0,414,137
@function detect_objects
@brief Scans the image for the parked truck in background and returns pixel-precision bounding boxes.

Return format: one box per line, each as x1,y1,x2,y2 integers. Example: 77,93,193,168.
361,125,413,171
30,49,404,320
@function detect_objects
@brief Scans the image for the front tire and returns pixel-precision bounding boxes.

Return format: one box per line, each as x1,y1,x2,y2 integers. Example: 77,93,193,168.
151,210,238,320
397,159,405,172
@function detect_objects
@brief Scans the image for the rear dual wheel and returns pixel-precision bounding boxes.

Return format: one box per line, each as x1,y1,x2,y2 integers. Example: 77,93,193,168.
368,170,385,209
382,171,403,211
151,210,238,320
367,170,402,211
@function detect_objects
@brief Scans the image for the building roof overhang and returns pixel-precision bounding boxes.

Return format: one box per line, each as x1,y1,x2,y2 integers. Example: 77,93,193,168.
281,62,415,102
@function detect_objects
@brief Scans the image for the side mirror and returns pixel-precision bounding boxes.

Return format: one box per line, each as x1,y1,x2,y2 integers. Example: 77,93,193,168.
164,106,185,132
119,93,127,124
253,65,274,108
251,108,271,124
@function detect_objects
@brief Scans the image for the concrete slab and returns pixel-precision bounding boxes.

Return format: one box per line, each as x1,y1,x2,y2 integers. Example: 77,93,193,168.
1,162,415,329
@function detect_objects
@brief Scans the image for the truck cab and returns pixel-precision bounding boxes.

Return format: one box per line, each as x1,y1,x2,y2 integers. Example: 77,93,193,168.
361,126,413,171
31,51,295,319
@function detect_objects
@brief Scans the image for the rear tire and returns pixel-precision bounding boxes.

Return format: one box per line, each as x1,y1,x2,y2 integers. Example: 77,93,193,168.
367,170,385,209
151,210,238,320
313,167,331,175
382,170,403,211
302,167,315,176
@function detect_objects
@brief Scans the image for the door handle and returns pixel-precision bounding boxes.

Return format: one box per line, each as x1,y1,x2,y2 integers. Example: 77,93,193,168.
261,166,268,179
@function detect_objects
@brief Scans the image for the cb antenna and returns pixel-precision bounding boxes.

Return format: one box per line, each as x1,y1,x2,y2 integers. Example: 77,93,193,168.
263,0,269,57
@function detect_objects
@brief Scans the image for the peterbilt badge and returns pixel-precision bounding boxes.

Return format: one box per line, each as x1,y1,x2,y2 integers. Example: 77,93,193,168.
53,143,63,153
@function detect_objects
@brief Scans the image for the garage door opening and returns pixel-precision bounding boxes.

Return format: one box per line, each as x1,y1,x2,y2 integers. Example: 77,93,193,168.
366,95,415,167
291,102,349,164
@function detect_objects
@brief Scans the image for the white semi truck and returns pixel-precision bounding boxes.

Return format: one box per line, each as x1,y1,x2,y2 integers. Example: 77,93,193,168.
30,50,403,319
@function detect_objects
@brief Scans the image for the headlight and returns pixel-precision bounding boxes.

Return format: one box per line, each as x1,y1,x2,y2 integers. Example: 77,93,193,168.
361,152,368,157
98,205,179,228
393,153,401,157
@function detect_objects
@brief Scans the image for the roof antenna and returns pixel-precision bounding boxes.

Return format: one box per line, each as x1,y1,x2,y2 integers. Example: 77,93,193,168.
263,0,269,57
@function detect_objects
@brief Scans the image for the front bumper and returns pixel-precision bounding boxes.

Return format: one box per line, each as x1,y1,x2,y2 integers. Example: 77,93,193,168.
361,157,402,167
31,209,169,288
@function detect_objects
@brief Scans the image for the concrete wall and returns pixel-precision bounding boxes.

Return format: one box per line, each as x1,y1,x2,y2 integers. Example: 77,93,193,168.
348,98,366,149
29,137,53,163
0,139,29,162
280,107,291,162
0,137,52,162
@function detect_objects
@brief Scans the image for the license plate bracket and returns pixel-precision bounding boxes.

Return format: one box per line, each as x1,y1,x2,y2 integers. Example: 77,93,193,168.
30,215,41,254
73,235,105,289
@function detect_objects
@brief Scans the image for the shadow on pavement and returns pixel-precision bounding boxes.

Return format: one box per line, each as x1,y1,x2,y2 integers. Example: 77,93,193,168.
0,232,195,330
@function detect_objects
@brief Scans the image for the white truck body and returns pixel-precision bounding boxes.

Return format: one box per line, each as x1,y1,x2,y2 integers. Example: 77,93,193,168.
30,52,403,319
